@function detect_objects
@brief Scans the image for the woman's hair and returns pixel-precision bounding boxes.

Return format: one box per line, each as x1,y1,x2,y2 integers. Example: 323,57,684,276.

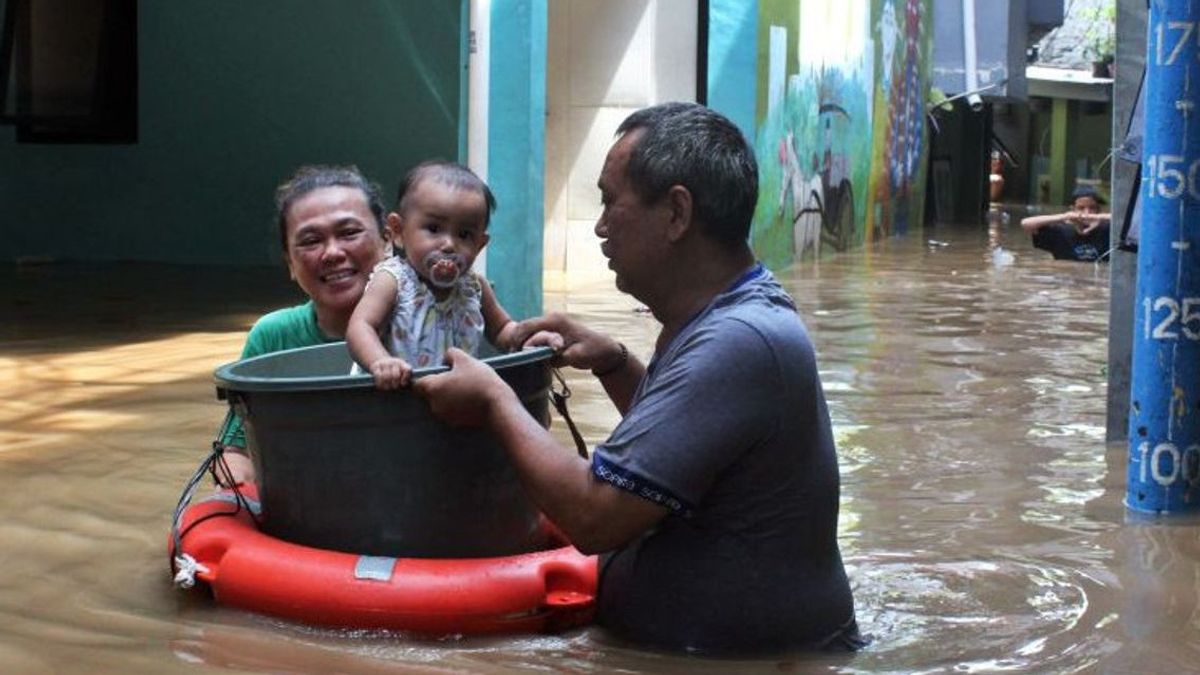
394,160,497,226
274,165,387,250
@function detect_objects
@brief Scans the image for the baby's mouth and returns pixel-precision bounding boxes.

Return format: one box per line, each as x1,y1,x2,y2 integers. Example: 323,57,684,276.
424,252,465,288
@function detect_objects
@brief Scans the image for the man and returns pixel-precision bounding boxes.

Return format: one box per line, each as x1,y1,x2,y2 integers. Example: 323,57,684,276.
415,102,861,655
1020,185,1112,262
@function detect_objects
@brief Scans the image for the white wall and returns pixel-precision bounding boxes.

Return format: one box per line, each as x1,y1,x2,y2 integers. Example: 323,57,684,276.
544,0,697,289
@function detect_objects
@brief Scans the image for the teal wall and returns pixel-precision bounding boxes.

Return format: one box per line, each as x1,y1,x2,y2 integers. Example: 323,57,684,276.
486,0,546,319
0,1,463,265
707,0,760,139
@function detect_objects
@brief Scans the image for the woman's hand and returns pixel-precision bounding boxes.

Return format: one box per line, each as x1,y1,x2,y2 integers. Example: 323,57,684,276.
214,447,255,488
370,356,413,390
413,348,516,427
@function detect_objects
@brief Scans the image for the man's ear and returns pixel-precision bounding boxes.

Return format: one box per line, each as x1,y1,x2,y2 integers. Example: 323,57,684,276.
284,255,296,281
664,184,694,242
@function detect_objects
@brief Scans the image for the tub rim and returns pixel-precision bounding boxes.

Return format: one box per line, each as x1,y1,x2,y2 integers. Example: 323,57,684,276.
214,343,555,393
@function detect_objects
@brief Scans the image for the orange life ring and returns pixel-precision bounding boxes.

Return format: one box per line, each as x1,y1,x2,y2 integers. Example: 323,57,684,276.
170,489,598,635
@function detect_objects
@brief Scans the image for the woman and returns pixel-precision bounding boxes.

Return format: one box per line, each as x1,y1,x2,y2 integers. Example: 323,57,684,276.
217,165,390,485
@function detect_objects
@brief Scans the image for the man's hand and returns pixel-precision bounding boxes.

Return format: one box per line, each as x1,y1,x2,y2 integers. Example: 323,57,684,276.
413,348,515,427
370,356,412,390
512,312,623,372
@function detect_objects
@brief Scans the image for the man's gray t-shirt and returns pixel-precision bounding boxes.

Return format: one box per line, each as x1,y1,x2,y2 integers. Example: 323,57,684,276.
592,265,858,654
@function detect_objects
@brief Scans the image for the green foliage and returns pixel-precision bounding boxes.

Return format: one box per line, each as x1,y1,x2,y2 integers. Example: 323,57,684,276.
928,87,953,113
1082,0,1116,62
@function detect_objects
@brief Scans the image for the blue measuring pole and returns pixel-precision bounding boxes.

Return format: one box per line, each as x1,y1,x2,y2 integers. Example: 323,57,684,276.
1127,0,1200,513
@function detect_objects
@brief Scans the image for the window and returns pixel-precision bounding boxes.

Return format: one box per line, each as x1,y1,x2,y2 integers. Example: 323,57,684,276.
0,0,137,143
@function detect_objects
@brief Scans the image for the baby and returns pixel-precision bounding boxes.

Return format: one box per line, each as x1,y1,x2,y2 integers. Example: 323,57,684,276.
346,161,524,388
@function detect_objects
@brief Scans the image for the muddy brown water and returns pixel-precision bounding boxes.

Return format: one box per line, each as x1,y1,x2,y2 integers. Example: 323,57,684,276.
3,217,1198,673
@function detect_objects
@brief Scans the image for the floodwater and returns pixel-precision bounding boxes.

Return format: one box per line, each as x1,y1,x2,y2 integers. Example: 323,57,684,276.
2,215,1198,673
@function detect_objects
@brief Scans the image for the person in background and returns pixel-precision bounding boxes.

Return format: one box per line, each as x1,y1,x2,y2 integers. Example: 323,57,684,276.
414,102,863,655
215,165,390,487
988,150,1006,203
1020,185,1112,262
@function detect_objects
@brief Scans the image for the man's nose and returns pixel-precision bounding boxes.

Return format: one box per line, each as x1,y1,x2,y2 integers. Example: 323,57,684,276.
594,216,608,238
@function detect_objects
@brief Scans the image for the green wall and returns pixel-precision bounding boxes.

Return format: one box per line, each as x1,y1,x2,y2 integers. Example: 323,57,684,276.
1075,102,1114,191
1025,98,1113,206
0,1,463,265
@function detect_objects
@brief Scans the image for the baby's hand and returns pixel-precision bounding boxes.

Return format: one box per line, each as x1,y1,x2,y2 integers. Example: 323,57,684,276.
522,330,565,353
369,356,412,390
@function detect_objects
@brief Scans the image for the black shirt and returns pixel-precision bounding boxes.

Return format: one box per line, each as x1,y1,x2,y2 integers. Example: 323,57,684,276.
1032,223,1110,262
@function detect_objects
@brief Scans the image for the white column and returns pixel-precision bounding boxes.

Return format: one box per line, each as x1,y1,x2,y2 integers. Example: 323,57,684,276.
468,0,491,275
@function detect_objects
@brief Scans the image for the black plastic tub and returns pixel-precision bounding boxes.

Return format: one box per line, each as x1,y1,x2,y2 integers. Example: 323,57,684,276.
213,343,552,559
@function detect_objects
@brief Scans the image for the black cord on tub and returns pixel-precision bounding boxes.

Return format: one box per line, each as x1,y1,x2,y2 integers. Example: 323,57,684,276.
169,408,258,588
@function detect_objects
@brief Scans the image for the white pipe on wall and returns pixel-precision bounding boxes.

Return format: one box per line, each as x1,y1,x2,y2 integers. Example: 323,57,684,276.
468,0,490,274
961,0,982,110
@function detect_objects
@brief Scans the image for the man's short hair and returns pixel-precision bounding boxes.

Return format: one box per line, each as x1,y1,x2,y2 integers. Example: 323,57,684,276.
1070,185,1106,205
616,102,758,246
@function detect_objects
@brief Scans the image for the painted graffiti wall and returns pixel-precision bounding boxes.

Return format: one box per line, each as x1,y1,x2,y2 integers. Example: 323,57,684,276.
747,0,932,267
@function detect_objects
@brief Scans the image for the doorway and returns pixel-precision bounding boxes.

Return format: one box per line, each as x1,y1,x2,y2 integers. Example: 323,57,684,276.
543,0,698,289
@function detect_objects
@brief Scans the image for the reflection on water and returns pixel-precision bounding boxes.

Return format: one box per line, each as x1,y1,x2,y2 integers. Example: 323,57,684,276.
3,219,1200,672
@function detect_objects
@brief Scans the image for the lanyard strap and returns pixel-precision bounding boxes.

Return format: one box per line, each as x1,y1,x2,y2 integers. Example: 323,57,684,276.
549,368,590,459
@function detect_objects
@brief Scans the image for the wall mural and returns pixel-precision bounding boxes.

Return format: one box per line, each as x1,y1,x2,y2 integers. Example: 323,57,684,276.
749,0,932,267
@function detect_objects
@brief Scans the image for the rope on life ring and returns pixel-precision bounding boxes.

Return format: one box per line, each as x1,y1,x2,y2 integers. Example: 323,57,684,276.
169,408,259,588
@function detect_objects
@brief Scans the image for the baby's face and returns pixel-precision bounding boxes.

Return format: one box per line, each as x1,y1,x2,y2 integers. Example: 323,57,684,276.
391,181,490,289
